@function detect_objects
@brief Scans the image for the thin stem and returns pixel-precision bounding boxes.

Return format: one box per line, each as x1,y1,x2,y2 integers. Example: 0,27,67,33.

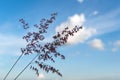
3,53,23,80
14,53,39,80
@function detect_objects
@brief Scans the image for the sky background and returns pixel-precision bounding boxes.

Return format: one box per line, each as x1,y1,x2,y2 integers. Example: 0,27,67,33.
0,0,120,80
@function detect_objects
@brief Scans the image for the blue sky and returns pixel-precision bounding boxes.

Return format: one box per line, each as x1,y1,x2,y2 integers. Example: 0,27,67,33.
0,0,120,80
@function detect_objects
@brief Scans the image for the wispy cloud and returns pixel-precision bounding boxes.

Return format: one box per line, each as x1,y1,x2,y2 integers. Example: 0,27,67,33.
67,51,80,58
0,34,26,55
90,11,99,16
112,40,120,52
78,0,84,3
88,38,104,50
86,8,120,35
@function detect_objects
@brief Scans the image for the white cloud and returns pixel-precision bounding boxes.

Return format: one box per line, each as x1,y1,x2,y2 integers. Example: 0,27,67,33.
67,27,96,44
78,0,84,3
38,73,44,79
56,13,96,45
56,14,85,32
112,40,120,52
88,38,104,50
69,14,85,26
